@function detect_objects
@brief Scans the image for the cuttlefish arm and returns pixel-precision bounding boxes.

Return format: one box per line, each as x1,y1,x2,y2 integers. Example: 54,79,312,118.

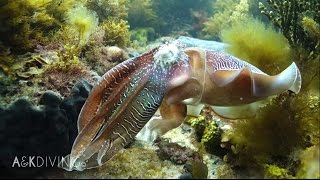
137,48,302,141
59,44,191,171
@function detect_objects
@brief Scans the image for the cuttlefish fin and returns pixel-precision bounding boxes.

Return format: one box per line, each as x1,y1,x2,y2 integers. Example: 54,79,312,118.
252,62,302,97
210,100,268,120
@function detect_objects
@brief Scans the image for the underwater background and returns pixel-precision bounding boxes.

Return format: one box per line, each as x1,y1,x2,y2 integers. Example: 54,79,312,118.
0,0,319,178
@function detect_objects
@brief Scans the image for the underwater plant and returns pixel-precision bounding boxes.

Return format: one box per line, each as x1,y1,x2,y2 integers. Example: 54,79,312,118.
85,45,129,75
0,0,60,53
259,0,319,93
227,90,319,178
220,18,291,74
263,164,292,179
65,5,99,47
41,63,93,97
127,0,158,30
85,0,128,22
201,0,252,40
130,28,156,48
185,106,227,157
296,145,320,179
259,0,320,56
101,18,130,47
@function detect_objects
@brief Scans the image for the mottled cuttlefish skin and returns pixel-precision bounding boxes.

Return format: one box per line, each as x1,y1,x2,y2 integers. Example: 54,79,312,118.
59,41,301,171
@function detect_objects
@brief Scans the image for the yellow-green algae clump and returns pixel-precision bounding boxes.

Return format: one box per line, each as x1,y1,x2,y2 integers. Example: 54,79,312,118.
227,91,319,178
65,5,99,47
296,145,320,179
263,164,292,179
101,18,130,47
220,18,291,74
185,107,227,157
201,0,252,40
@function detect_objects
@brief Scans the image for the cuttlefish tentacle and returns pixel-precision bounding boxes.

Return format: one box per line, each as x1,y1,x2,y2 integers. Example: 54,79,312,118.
60,44,191,171
62,49,158,170
144,97,187,139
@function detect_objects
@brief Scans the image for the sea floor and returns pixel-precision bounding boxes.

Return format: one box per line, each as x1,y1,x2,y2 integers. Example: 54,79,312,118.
38,123,226,179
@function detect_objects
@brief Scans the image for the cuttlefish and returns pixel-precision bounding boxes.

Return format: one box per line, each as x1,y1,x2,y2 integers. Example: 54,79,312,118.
58,40,301,171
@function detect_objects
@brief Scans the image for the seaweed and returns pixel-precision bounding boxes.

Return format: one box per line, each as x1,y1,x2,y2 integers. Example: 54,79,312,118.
220,18,291,74
185,106,228,157
296,145,320,178
263,164,292,179
65,5,99,47
0,0,77,53
227,91,319,178
201,0,252,40
127,0,158,30
259,0,320,60
85,0,128,22
101,18,130,47
150,0,212,35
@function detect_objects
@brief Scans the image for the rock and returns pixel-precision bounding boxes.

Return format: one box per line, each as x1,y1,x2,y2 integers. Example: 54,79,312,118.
0,79,93,178
155,137,202,165
179,172,193,179
39,90,62,107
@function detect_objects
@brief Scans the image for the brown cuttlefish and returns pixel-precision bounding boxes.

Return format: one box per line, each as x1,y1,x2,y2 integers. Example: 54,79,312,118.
59,40,301,171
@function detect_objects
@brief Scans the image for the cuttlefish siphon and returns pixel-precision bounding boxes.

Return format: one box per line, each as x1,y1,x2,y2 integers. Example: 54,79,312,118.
58,40,301,171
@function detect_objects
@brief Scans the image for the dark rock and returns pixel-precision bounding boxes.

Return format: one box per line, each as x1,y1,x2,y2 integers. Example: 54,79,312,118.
0,118,6,132
155,137,203,165
71,79,93,98
179,172,193,179
39,90,62,107
0,79,93,178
